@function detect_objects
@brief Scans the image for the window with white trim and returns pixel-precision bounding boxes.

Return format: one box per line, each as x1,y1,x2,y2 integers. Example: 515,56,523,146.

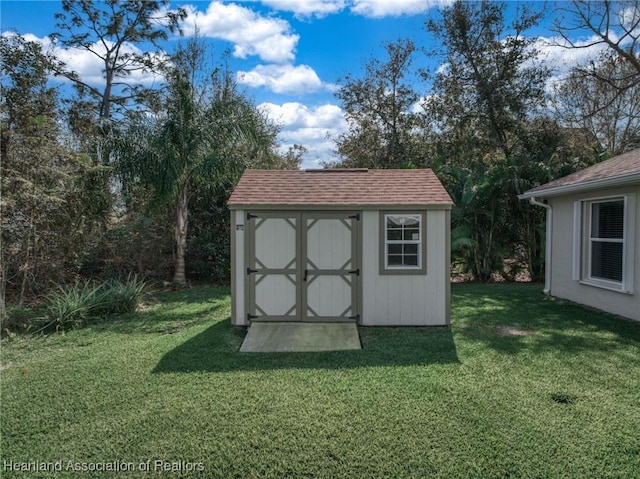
385,214,421,269
589,199,623,282
574,194,636,293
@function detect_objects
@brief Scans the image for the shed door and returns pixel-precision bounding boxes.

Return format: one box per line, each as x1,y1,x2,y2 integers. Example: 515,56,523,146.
247,213,299,321
302,213,359,322
246,212,359,322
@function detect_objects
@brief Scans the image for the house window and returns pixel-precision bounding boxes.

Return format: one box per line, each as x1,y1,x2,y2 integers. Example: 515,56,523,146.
381,213,426,274
589,199,624,282
574,194,635,293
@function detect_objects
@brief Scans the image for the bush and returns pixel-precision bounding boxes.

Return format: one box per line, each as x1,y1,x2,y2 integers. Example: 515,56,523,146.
43,276,147,332
45,280,101,331
92,275,147,316
2,305,47,337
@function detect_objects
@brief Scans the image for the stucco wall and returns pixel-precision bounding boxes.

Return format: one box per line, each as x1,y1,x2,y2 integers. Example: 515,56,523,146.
360,209,450,326
548,186,640,321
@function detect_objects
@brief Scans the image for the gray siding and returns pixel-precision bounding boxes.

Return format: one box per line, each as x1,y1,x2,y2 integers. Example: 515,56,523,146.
549,186,640,321
361,209,450,326
231,209,246,326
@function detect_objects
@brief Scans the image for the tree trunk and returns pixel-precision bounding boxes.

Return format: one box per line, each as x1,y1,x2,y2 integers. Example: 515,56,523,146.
173,184,189,285
0,262,7,328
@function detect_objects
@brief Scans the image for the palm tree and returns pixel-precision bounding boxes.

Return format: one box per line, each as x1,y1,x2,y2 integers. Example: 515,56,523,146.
115,39,278,284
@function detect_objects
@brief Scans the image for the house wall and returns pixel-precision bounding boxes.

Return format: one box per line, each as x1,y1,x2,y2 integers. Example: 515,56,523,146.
549,185,640,321
360,209,450,326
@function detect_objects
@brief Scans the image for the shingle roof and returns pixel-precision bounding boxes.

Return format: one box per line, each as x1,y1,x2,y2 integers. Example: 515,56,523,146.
521,148,640,198
228,168,454,207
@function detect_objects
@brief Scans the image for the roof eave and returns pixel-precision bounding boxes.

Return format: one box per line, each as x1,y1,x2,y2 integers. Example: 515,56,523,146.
228,203,454,210
518,172,640,200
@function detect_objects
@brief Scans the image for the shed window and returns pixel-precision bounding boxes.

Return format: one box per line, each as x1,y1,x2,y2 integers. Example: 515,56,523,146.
573,194,635,293
385,214,421,269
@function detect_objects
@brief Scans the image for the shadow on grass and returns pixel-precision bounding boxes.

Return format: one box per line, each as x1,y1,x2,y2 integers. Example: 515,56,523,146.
452,283,640,355
153,320,459,373
86,286,231,335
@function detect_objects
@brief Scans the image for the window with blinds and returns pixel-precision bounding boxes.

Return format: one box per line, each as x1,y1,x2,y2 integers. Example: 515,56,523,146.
589,199,624,283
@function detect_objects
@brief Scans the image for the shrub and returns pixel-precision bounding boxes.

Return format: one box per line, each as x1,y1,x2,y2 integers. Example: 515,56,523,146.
43,276,147,332
93,275,147,316
2,305,47,337
44,280,102,331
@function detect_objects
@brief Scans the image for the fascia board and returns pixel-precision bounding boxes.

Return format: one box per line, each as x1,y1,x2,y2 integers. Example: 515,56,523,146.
518,172,640,200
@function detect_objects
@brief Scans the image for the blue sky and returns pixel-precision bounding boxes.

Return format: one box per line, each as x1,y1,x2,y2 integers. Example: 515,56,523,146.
0,1,606,168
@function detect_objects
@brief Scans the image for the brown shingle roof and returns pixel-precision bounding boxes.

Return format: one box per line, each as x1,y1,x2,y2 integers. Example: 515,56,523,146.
521,148,640,198
228,169,453,207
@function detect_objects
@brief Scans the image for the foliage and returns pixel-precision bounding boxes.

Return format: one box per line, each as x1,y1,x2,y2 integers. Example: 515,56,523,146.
93,275,148,316
425,0,549,159
114,38,281,285
49,1,189,251
0,34,104,308
553,0,640,79
44,280,104,330
42,276,147,333
553,52,640,155
2,285,639,478
52,0,186,122
333,39,426,168
80,212,173,281
186,204,233,283
424,1,577,282
4,0,639,301
551,2,640,155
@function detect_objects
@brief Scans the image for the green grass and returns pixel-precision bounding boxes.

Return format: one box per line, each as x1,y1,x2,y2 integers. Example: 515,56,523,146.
1,283,639,478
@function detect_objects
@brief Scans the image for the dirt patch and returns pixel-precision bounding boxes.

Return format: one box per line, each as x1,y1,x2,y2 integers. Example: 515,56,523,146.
496,325,534,337
0,363,12,372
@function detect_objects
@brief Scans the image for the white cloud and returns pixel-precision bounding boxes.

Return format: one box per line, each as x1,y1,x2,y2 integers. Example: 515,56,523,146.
260,0,346,18
258,102,348,168
62,45,166,87
237,64,336,95
534,35,611,78
3,32,165,87
350,0,452,18
180,2,298,63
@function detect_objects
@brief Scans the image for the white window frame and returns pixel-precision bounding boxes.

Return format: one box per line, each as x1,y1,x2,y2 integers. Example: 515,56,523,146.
383,213,423,272
573,194,635,294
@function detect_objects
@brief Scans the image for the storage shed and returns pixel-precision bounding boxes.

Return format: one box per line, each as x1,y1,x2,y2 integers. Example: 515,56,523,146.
228,168,454,327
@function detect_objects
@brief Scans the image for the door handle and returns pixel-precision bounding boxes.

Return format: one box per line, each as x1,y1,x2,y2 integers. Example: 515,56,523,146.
303,269,308,281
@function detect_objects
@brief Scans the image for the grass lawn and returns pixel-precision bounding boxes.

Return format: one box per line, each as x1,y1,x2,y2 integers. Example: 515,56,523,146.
2,283,639,478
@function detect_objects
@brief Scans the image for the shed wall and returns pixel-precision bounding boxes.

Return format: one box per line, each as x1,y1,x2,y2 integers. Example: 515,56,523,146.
231,209,246,326
360,209,450,326
549,186,640,321
231,207,451,326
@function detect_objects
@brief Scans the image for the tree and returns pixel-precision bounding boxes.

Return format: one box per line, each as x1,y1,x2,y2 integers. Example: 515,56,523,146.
551,1,640,155
334,39,425,168
554,55,640,154
424,0,553,281
425,0,549,160
114,39,280,285
0,34,99,313
52,0,186,123
553,1,640,80
50,1,189,241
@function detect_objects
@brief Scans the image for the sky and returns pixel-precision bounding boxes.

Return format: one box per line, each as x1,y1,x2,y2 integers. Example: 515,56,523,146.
0,0,609,168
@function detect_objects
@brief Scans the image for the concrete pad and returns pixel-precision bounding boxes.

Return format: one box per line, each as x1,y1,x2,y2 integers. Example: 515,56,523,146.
240,322,361,353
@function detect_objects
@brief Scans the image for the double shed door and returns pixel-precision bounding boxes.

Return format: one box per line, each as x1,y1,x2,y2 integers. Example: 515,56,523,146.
246,211,360,322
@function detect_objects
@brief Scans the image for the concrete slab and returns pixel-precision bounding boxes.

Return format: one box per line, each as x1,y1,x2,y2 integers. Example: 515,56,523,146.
240,322,361,353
